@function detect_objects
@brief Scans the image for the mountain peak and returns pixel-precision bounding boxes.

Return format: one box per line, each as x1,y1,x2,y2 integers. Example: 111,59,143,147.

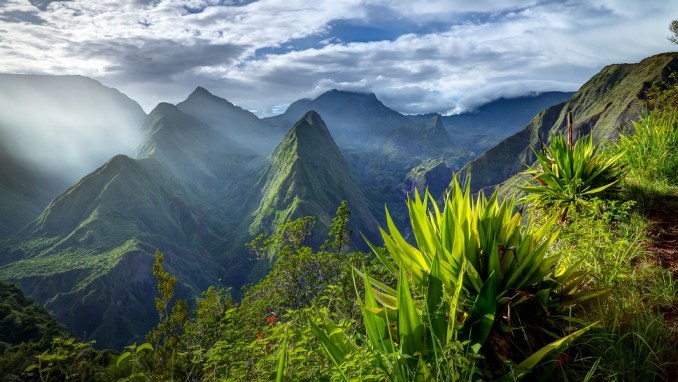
301,109,323,124
273,88,413,150
282,111,337,159
182,86,235,106
192,86,212,96
317,89,378,102
429,113,443,127
291,110,328,137
248,111,378,245
149,102,180,116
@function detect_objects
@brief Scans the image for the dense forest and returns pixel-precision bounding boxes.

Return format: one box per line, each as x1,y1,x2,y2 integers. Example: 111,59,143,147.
1,61,677,382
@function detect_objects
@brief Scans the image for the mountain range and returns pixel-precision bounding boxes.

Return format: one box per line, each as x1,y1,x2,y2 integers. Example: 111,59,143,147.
3,53,674,349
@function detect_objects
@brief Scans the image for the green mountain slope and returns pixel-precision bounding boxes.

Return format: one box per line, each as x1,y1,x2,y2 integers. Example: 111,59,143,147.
269,90,473,227
0,280,70,378
248,111,379,246
0,154,228,349
460,52,678,192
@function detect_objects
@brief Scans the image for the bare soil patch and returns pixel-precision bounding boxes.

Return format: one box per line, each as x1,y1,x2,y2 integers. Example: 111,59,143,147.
643,191,678,379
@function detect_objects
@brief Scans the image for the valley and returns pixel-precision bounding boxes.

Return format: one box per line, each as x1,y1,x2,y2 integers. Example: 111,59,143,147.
0,53,675,354
0,73,574,349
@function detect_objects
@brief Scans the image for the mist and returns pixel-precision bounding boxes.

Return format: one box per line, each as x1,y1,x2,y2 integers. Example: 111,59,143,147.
0,74,146,184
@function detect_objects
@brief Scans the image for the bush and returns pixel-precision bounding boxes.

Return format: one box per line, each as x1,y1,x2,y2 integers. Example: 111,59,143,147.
520,133,625,220
314,179,597,381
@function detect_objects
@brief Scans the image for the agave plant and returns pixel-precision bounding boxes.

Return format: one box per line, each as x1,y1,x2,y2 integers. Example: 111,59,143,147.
520,133,625,220
313,179,600,381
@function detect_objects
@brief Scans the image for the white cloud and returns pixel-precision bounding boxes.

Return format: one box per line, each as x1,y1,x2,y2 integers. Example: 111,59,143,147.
0,0,676,115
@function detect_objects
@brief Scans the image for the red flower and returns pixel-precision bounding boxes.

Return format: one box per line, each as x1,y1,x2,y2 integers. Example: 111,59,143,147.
556,352,572,368
265,314,278,324
255,332,263,339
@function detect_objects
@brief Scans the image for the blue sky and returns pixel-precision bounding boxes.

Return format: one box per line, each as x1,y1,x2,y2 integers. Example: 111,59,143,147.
0,0,676,116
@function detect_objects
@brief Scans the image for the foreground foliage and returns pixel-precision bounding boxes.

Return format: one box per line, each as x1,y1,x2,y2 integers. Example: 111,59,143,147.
520,133,624,220
617,110,678,190
314,180,597,381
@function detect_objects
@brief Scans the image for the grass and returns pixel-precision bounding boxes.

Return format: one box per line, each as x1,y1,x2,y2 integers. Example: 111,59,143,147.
524,195,678,380
526,108,678,380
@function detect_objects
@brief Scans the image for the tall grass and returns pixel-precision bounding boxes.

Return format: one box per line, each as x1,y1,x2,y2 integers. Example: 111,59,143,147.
536,187,678,380
518,107,678,380
617,111,678,193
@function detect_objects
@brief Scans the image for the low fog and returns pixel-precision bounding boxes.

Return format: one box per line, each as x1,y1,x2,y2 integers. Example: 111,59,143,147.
0,74,146,184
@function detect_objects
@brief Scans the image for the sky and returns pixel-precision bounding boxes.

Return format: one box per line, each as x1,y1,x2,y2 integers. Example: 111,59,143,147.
1,0,677,116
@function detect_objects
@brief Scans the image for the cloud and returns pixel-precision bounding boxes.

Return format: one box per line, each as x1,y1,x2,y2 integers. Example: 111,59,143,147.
0,0,675,115
0,10,45,24
28,0,70,11
202,0,676,115
67,38,247,82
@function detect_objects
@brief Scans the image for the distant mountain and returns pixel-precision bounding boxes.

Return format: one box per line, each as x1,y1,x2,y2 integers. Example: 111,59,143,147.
247,111,379,246
0,98,266,349
459,52,678,192
387,114,453,154
267,90,473,225
0,74,145,236
267,89,413,150
400,158,452,199
409,92,574,153
0,155,227,348
176,87,282,154
0,145,66,236
444,92,574,152
137,102,253,186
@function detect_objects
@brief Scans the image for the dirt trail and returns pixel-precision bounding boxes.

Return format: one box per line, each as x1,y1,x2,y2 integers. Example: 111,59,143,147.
645,192,678,277
643,191,678,379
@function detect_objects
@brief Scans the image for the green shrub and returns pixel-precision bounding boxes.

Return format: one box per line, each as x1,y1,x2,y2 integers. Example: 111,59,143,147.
520,133,625,220
314,179,597,381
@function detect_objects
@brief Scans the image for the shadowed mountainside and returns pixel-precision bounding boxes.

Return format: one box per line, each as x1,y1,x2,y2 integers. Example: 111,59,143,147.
460,52,678,192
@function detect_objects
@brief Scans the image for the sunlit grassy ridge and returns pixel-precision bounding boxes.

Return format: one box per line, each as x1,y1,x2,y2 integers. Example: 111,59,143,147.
248,111,379,246
0,240,138,280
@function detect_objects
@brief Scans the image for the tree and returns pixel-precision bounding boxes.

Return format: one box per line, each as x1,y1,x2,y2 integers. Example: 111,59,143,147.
323,200,353,254
145,252,190,380
670,19,678,45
